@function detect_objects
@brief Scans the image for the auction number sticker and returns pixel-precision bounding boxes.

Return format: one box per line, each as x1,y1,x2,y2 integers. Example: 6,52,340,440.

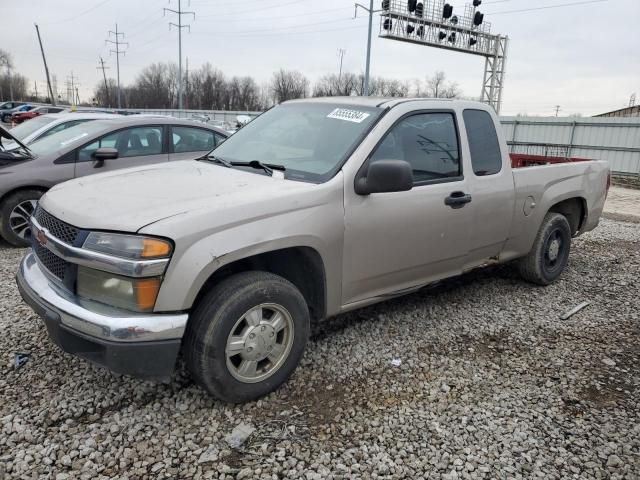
327,108,371,123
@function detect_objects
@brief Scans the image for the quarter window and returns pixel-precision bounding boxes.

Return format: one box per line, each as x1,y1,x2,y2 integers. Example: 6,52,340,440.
463,109,502,176
370,112,461,183
172,127,216,153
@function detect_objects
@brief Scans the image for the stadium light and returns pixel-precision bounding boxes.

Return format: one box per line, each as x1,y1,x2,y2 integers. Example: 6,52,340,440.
379,0,508,113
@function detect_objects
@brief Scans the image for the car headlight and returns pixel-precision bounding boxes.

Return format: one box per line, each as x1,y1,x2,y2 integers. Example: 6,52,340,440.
83,232,172,259
77,267,162,313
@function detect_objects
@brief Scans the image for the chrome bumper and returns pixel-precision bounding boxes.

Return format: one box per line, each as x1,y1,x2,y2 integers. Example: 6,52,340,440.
18,252,188,343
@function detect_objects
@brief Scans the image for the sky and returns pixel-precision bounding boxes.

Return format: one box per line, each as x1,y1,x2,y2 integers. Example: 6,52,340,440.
3,0,639,116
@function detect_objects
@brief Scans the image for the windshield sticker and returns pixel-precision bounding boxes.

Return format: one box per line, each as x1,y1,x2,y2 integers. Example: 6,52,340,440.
60,133,89,147
327,108,371,123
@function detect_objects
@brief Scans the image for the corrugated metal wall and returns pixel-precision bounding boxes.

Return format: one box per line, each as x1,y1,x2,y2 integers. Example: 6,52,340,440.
500,117,640,175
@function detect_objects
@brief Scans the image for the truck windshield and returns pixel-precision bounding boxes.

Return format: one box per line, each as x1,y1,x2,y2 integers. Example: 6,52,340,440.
210,102,383,183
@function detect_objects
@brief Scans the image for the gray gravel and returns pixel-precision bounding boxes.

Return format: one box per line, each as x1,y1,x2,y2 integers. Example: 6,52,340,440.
1,218,639,479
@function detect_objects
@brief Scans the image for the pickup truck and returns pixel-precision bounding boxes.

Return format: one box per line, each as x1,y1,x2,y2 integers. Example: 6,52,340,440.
16,98,610,403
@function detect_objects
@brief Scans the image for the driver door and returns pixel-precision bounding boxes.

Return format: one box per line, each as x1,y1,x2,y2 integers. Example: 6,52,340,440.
342,111,472,305
74,126,168,177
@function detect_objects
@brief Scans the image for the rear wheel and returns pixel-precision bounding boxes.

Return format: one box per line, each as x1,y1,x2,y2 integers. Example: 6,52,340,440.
184,271,310,403
0,190,44,247
518,212,572,285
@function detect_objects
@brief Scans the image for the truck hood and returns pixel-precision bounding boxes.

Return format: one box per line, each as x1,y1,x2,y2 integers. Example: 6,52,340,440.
40,160,317,232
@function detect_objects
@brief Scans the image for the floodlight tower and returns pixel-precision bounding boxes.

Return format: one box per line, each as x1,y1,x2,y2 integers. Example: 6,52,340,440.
379,0,508,113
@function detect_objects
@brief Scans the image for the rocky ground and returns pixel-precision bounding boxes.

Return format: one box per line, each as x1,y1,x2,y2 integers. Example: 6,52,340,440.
0,218,638,479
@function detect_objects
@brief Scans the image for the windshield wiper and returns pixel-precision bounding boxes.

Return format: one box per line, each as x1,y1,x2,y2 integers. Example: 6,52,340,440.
230,160,286,176
203,154,232,168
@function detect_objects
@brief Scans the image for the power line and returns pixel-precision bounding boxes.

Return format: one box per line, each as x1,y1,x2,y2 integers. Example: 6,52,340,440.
488,0,608,15
198,0,308,18
105,23,128,109
164,0,195,110
48,0,111,24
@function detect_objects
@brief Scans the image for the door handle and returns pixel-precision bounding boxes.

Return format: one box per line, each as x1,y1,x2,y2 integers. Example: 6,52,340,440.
444,191,472,208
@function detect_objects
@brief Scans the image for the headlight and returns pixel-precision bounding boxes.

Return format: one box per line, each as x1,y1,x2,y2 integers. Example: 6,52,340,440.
83,232,172,259
77,267,162,313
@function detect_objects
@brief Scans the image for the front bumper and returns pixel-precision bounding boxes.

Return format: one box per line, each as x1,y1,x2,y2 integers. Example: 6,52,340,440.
16,252,189,379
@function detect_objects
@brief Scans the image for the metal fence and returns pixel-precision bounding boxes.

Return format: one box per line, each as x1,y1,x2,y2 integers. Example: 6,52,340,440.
500,116,640,176
74,107,640,176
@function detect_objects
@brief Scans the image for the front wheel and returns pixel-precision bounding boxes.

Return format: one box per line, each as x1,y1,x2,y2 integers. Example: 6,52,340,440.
184,271,310,403
0,190,44,247
518,212,572,285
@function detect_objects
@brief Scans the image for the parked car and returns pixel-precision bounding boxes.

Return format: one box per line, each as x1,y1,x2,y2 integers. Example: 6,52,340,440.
1,104,33,123
0,117,228,246
3,112,121,148
15,98,609,402
11,106,66,124
0,101,26,111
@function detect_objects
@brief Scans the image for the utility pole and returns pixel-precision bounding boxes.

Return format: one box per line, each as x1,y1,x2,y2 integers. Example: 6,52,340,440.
554,105,561,117
337,49,346,82
106,23,128,109
355,1,379,96
164,0,195,110
6,65,13,101
33,82,38,102
75,87,81,106
66,71,79,106
185,57,189,109
97,57,111,107
34,24,56,106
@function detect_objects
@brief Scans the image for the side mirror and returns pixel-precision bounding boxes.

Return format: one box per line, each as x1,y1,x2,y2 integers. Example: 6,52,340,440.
355,159,414,195
92,147,118,168
93,147,119,161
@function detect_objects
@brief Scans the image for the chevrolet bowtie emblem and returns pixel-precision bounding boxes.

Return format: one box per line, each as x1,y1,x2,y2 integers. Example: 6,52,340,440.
36,228,47,247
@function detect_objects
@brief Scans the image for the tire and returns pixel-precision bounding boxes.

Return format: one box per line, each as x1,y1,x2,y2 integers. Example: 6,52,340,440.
184,271,310,403
518,212,572,285
0,190,44,247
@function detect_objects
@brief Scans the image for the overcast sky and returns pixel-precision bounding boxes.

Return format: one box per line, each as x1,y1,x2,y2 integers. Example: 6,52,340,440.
4,0,639,116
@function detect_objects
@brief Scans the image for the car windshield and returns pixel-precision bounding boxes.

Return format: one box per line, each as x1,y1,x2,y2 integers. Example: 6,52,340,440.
8,115,58,141
210,102,383,183
28,121,111,157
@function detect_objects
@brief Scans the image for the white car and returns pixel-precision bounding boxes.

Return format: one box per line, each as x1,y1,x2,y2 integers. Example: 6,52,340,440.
4,112,120,149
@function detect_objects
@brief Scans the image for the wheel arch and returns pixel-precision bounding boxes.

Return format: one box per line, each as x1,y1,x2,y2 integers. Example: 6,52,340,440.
190,246,327,324
0,185,49,207
547,196,587,236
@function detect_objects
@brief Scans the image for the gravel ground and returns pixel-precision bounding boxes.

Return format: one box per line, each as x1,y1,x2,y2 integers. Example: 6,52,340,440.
0,218,638,479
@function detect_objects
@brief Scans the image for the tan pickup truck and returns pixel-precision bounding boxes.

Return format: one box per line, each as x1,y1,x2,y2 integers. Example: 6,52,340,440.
16,98,609,402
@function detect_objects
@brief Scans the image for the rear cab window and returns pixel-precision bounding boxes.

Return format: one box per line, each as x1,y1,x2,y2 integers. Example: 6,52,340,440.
463,109,502,176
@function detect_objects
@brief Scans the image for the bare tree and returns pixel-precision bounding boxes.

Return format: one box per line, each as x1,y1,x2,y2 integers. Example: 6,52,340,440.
313,73,358,97
270,69,308,104
424,71,461,99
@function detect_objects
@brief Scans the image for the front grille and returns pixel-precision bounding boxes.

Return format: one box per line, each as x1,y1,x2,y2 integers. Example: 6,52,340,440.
34,206,79,244
33,241,68,280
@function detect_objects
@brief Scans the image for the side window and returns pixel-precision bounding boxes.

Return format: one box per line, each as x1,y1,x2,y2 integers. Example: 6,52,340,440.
370,112,461,183
77,127,163,161
463,109,502,176
172,127,216,153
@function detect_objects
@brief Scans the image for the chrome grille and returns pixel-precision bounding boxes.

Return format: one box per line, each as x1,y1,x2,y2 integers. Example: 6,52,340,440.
34,206,79,245
33,241,68,280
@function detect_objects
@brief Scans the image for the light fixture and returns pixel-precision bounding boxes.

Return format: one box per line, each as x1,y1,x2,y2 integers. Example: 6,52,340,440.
473,11,484,26
415,2,424,17
438,31,447,40
384,18,393,30
382,0,390,10
417,26,424,38
451,15,459,25
448,32,456,43
469,37,477,46
473,0,482,6
407,24,415,34
442,3,453,18
408,0,417,13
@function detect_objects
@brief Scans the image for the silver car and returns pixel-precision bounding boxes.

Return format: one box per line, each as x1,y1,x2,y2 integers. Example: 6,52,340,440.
0,117,228,246
3,112,119,148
